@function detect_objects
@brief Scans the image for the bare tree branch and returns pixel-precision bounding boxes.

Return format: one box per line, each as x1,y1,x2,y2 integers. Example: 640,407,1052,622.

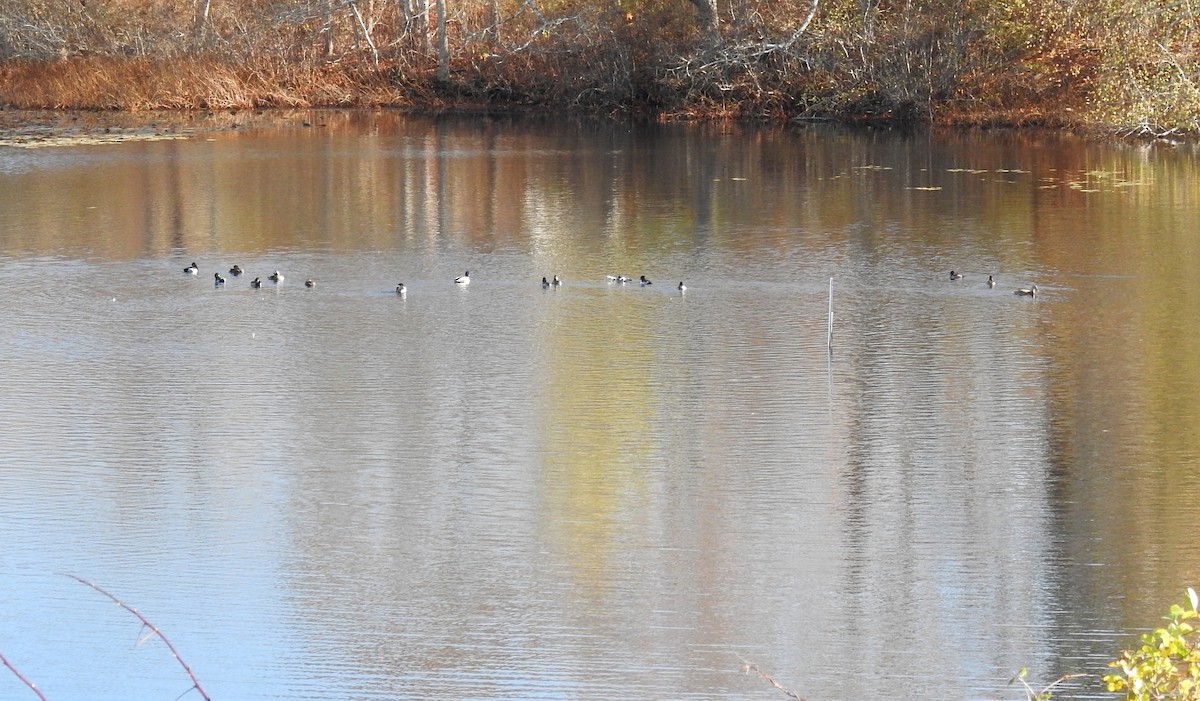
348,1,379,65
63,574,212,701
0,652,48,701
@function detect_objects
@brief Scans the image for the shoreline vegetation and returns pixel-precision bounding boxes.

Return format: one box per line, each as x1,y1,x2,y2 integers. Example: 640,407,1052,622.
1,0,1198,137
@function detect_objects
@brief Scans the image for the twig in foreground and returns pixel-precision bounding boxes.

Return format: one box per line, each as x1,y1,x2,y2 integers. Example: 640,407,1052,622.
0,652,49,701
738,655,806,700
1010,668,1088,700
62,574,211,701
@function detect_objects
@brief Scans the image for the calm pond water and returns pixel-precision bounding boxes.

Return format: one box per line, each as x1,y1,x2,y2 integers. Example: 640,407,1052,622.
1,111,1199,701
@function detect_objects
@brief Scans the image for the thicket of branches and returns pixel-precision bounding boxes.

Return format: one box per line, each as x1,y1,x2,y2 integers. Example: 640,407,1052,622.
0,0,1198,132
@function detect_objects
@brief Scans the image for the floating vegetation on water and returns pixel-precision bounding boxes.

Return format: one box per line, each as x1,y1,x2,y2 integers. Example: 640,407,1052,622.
924,166,1157,193
944,168,1031,174
2,132,189,148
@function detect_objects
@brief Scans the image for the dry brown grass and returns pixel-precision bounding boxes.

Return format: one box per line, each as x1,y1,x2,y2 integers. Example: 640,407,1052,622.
1,0,1198,131
0,56,435,110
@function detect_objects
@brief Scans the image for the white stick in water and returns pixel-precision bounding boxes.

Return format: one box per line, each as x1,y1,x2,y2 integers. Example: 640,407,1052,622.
827,278,834,349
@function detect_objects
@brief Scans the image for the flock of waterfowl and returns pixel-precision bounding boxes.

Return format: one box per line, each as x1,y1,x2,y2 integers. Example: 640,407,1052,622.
950,270,1038,296
186,261,1031,297
185,261,316,289
184,262,688,293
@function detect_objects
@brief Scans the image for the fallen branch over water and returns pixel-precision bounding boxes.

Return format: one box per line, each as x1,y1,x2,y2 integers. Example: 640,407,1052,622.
63,573,212,701
739,657,806,700
0,652,49,701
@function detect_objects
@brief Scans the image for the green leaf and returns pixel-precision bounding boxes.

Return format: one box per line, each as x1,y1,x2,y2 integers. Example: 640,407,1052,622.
1103,591,1200,701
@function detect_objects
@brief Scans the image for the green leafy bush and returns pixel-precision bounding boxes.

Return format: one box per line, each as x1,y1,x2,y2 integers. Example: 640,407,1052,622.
1104,588,1200,701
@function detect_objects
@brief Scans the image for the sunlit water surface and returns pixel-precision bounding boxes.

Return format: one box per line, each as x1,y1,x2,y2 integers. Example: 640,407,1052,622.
2,113,1200,700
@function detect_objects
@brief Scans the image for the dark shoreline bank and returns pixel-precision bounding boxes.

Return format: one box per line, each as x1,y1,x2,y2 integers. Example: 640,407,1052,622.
0,106,1177,151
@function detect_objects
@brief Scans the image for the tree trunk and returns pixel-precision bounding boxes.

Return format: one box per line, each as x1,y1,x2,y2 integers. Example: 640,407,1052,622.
687,0,719,37
418,0,430,54
435,0,449,80
349,1,379,65
488,0,499,51
860,0,879,39
324,0,335,59
192,0,211,51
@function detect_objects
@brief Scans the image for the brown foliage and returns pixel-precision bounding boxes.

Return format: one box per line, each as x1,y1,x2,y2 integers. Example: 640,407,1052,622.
0,0,1197,130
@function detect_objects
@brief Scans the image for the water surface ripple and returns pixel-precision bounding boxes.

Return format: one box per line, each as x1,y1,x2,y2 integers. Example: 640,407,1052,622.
2,116,1199,700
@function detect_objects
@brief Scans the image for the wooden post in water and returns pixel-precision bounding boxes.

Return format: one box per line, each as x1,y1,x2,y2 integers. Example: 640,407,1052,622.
827,277,833,349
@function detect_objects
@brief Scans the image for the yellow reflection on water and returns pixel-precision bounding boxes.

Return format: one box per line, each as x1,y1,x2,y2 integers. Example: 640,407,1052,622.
534,290,662,595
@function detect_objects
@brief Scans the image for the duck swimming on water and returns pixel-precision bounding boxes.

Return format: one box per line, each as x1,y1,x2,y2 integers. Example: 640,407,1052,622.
455,271,471,285
1014,284,1039,297
184,262,199,275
